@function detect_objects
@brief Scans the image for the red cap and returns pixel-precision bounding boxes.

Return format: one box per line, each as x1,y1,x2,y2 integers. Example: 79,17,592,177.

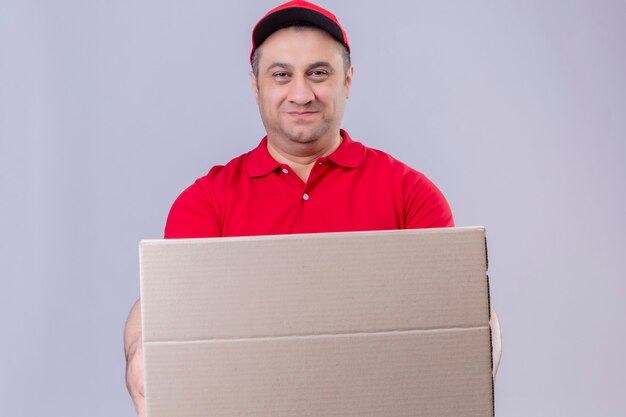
251,0,350,63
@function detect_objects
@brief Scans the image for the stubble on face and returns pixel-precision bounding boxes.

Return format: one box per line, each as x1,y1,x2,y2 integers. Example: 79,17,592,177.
252,27,351,153
281,110,330,145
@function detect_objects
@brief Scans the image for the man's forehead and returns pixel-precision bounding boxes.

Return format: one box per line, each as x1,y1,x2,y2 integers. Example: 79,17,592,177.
258,27,344,65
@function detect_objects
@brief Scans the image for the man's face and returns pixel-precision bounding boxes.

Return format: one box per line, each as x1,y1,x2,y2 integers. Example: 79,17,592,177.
251,27,353,149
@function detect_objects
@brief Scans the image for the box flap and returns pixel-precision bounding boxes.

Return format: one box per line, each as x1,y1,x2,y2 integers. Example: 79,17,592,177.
140,227,489,342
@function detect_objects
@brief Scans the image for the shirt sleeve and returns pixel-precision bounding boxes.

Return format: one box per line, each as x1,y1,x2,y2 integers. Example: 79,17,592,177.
404,173,455,228
164,170,223,239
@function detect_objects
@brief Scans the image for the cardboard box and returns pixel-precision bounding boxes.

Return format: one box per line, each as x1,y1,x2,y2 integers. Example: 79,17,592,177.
140,227,493,417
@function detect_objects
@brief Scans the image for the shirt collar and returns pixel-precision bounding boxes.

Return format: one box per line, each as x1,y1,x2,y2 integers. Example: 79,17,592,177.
327,129,364,169
247,129,365,178
247,136,281,178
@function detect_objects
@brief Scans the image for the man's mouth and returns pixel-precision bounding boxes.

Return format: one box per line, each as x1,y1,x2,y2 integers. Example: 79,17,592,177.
287,111,318,117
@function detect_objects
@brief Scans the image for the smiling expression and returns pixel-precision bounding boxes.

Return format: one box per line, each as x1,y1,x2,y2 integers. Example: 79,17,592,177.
251,27,353,152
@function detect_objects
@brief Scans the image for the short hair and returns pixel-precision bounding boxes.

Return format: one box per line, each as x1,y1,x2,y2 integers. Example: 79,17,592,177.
251,23,351,79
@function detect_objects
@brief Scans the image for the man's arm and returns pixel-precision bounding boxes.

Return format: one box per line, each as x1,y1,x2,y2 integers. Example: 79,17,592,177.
124,299,146,417
124,173,222,415
490,306,502,378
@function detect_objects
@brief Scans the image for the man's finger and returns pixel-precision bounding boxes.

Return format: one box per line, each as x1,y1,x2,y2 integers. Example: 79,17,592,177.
130,388,145,417
135,396,146,417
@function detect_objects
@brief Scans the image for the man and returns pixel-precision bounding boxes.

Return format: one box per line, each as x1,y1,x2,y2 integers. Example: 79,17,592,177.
124,1,501,415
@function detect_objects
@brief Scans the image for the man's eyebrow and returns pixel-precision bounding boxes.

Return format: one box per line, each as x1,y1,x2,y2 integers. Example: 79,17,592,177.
307,61,335,72
265,62,293,73
264,61,336,74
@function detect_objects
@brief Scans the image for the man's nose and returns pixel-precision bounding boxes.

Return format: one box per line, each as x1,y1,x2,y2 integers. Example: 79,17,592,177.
287,75,314,105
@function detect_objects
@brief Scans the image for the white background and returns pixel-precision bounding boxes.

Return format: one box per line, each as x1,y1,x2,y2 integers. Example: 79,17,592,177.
1,1,624,416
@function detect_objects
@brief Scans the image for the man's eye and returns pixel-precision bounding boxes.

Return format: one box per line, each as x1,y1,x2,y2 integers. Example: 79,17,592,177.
273,72,289,79
310,70,328,77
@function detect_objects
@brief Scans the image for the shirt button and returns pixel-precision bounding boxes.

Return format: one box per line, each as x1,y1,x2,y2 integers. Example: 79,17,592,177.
303,193,309,201
281,168,289,174
318,161,323,166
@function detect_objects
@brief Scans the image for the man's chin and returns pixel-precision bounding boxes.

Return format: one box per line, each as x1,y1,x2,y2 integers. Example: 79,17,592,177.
283,126,328,144
286,135,318,144
283,131,317,144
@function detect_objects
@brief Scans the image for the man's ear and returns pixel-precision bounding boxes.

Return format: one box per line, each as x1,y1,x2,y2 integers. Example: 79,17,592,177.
249,71,259,104
344,65,354,99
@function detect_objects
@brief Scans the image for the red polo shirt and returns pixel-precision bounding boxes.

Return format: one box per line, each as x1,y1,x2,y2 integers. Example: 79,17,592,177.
165,130,453,238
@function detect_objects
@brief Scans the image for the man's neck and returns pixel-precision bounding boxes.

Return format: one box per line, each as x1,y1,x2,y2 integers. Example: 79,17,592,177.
266,133,342,183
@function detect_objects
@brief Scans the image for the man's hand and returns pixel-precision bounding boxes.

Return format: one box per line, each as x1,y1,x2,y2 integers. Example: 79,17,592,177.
490,306,502,379
124,299,146,417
